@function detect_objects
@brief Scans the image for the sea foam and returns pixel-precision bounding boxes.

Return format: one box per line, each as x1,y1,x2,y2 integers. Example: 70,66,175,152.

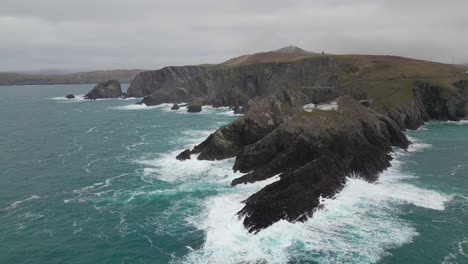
51,94,86,102
3,195,42,210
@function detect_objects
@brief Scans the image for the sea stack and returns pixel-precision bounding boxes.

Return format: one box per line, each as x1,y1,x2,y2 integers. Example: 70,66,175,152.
65,94,75,99
187,98,204,113
84,80,123,99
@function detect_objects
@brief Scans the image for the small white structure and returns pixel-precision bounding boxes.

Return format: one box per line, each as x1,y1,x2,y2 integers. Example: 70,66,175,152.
303,101,338,112
465,70,468,75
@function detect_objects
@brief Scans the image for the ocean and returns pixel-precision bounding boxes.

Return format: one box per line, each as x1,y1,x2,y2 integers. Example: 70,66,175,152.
0,84,466,264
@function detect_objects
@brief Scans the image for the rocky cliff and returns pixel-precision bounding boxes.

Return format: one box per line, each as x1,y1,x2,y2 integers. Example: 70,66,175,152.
128,48,467,119
127,48,338,108
182,90,412,231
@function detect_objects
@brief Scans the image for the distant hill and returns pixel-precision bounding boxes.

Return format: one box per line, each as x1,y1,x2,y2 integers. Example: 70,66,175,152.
221,46,319,67
0,69,145,86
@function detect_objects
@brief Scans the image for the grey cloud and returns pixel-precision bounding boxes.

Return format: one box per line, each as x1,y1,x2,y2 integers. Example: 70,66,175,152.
0,0,467,72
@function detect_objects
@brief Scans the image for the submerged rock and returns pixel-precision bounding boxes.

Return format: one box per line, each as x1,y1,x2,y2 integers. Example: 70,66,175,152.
84,80,122,99
171,103,180,110
65,94,75,99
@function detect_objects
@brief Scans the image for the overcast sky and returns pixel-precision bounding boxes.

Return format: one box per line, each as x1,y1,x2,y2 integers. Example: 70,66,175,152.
1,0,467,72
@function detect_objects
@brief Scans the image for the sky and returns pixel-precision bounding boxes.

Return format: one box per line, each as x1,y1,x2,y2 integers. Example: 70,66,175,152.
1,0,467,72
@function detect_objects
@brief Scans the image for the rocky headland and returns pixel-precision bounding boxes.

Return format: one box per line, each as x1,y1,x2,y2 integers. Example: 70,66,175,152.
84,80,123,99
131,46,468,232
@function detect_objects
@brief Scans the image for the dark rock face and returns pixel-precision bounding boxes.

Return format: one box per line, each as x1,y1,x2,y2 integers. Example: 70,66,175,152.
190,89,310,160
65,94,75,99
176,149,191,160
128,66,211,98
84,80,122,99
414,81,463,120
381,81,468,130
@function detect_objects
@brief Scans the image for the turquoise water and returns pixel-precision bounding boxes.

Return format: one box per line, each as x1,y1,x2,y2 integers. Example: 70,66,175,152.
0,84,466,264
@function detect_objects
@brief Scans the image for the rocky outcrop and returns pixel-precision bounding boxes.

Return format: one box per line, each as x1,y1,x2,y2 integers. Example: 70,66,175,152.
190,89,311,160
187,105,202,113
187,98,204,113
233,97,409,231
65,94,75,99
84,80,122,99
176,149,191,161
184,94,409,232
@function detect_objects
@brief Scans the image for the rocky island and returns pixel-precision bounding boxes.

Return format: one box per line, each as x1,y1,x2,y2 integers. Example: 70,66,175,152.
127,46,468,232
84,80,123,99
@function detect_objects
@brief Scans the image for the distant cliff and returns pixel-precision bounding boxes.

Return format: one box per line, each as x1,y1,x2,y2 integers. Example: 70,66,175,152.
127,47,467,121
126,46,326,104
0,69,144,86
